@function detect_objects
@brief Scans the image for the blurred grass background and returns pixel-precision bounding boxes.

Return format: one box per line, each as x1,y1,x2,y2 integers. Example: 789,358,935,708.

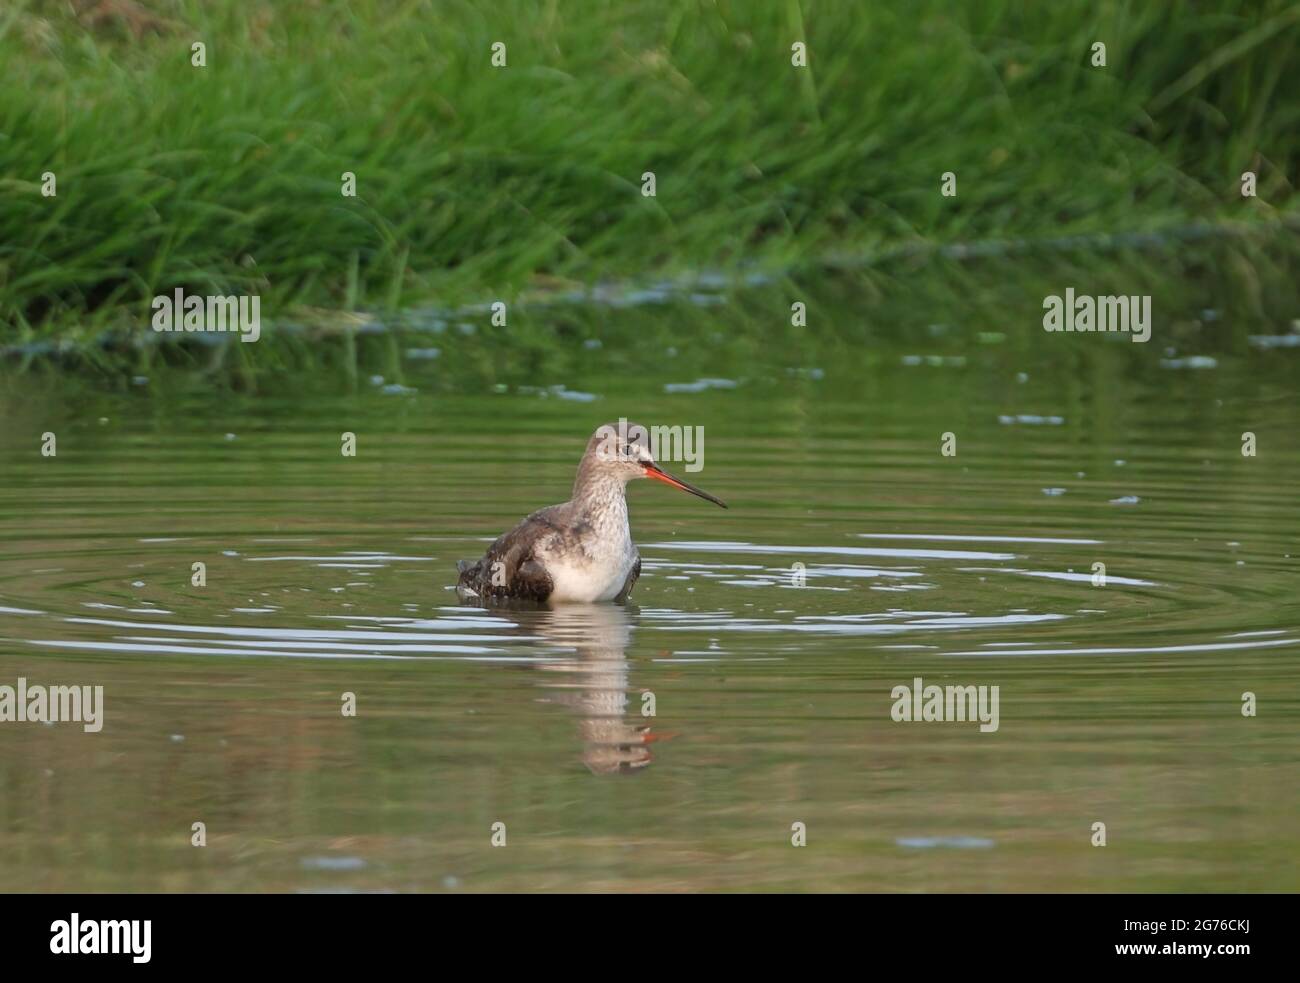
1,0,1296,358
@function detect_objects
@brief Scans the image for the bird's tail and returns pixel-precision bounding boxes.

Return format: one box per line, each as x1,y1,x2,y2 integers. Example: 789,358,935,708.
455,559,481,598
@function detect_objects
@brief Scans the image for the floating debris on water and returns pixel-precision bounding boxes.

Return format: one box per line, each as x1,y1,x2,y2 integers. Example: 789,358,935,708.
901,355,967,367
1248,333,1300,349
300,856,368,871
1000,414,1064,425
664,378,739,393
1160,355,1218,369
554,388,597,402
897,836,995,850
517,384,598,402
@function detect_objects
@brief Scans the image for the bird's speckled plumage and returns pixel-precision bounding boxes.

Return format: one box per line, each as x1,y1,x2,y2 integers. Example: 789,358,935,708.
456,422,724,603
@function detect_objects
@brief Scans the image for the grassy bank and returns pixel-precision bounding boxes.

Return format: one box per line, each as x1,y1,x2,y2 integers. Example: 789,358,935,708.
2,0,1297,360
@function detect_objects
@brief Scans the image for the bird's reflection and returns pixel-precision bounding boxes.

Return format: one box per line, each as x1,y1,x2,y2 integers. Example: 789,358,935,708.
535,603,656,775
480,602,655,775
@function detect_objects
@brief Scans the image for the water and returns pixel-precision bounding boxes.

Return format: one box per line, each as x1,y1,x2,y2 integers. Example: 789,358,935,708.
2,251,1299,891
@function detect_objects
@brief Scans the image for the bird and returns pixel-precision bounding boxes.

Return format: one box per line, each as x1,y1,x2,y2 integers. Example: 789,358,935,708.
456,422,727,603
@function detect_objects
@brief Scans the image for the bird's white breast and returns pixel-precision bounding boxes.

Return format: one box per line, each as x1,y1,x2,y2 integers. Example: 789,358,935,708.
543,547,636,603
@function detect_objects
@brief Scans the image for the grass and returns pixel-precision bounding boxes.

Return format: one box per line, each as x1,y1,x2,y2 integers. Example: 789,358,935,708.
1,0,1297,365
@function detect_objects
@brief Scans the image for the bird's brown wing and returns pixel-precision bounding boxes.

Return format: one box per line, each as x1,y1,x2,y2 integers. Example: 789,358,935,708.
458,504,567,601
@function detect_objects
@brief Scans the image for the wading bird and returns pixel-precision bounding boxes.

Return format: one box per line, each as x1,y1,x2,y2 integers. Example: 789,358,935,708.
456,423,727,603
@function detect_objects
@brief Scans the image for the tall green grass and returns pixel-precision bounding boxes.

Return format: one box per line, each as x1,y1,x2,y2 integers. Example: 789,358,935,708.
1,0,1296,349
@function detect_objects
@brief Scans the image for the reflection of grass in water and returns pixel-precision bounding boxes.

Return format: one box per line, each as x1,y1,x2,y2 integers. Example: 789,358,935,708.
2,0,1297,365
6,232,1294,394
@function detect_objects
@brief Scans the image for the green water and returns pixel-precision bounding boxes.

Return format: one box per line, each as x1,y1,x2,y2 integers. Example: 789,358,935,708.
2,250,1299,892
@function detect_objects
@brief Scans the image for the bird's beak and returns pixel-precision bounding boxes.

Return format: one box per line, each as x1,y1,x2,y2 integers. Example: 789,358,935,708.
643,463,728,509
